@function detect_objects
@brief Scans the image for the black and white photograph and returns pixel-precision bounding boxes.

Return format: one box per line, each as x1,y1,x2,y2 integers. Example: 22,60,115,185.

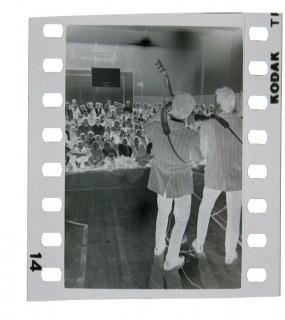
64,25,243,289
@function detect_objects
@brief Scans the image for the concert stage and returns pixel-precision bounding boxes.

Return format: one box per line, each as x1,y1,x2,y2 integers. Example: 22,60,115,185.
65,167,241,289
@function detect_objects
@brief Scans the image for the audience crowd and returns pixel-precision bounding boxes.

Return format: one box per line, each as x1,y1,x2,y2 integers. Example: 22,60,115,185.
65,98,228,172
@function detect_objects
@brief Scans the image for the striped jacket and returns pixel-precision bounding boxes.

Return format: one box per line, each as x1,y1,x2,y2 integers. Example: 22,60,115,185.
144,119,200,198
200,113,242,191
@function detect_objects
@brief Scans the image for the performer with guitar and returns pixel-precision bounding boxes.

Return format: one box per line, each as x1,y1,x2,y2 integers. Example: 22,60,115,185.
192,86,242,265
143,60,201,271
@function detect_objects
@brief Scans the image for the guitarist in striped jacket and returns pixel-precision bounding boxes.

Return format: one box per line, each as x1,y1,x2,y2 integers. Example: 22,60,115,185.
144,93,202,271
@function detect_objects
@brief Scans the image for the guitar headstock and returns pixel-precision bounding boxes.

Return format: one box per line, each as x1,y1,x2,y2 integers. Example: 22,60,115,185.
155,59,168,77
155,58,174,97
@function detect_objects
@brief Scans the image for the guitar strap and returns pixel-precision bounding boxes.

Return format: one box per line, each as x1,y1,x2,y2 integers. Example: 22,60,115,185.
166,133,192,164
161,111,242,165
160,109,192,164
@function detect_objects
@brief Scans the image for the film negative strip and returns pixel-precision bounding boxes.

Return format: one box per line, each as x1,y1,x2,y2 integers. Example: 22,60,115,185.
28,13,282,300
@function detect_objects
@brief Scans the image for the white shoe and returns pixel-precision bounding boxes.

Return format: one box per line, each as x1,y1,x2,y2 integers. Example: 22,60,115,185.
164,255,185,271
192,239,204,255
154,241,167,256
225,251,238,265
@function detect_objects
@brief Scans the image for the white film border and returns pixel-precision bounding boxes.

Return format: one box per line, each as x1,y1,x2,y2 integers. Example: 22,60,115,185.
28,13,282,300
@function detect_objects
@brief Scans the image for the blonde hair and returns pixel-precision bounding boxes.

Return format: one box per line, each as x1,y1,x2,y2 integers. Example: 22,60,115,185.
171,93,196,120
215,87,236,105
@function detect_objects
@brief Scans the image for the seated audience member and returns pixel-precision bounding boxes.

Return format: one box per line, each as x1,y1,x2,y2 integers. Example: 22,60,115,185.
102,141,117,159
126,117,133,129
113,101,119,110
119,128,127,140
65,143,74,172
133,123,141,132
103,100,111,113
104,125,112,137
70,100,81,121
136,129,147,146
200,104,206,115
124,100,132,113
204,105,211,117
70,98,78,110
118,138,133,157
92,118,105,136
109,101,116,113
110,123,121,144
209,104,216,115
77,113,84,126
87,108,96,126
86,131,95,147
95,134,103,148
69,122,78,144
110,110,117,120
88,141,104,167
78,118,92,136
94,102,105,117
79,133,88,146
89,103,97,123
138,113,145,122
136,102,143,115
79,104,87,114
83,110,89,118
117,103,125,114
86,102,93,113
105,118,114,129
109,135,117,150
100,114,106,126
131,136,146,159
102,131,110,142
112,120,121,132
72,140,88,158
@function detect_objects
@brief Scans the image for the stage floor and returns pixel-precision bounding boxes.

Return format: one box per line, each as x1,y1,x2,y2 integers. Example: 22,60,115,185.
65,168,241,289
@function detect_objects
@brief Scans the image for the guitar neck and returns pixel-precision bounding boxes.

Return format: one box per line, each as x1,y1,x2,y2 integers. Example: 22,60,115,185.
155,59,174,98
165,74,174,97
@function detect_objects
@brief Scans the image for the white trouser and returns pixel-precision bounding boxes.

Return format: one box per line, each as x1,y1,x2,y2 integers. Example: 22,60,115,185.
155,193,192,263
195,187,242,258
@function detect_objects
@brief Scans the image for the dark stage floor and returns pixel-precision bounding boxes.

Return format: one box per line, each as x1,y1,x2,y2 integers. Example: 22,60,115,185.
65,168,241,289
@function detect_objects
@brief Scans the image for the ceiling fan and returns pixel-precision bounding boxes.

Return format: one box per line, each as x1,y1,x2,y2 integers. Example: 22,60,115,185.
128,29,159,47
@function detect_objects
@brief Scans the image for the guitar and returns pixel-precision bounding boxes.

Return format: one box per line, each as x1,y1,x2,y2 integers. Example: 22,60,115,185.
155,59,174,135
154,58,242,145
154,59,194,163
